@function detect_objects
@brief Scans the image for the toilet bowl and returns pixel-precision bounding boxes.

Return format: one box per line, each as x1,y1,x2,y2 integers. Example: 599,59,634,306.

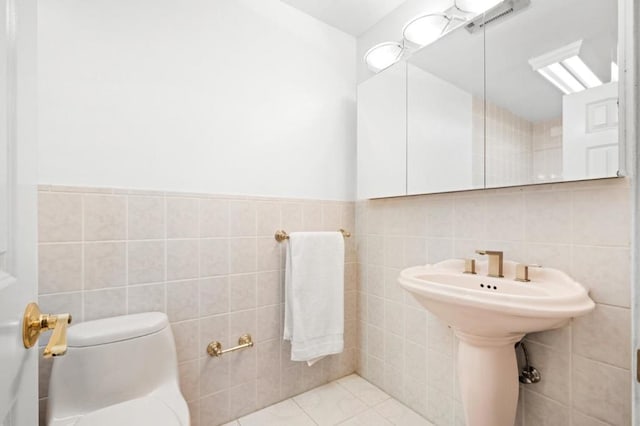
47,312,189,426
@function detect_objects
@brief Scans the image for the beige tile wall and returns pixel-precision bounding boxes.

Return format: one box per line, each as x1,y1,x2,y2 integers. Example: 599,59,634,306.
37,185,357,426
472,99,564,188
532,117,563,183
483,100,534,188
355,178,631,426
37,179,632,426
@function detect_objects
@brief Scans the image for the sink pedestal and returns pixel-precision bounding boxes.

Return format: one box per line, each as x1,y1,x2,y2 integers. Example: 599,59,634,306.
456,331,523,426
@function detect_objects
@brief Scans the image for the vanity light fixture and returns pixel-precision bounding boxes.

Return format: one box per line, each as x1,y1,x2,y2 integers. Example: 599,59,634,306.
364,41,404,73
455,0,502,14
529,40,603,94
402,13,452,47
366,0,527,74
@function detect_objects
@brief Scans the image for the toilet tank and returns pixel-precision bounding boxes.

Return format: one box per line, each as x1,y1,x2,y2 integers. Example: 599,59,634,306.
47,312,180,420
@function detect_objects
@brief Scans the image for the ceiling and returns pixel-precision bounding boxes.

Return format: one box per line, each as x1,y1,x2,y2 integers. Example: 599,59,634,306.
280,0,408,36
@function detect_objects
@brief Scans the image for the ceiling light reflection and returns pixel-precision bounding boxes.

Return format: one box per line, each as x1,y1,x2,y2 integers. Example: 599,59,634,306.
402,14,451,47
364,42,404,73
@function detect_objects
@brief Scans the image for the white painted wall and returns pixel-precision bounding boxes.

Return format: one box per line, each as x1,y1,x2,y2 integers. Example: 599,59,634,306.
38,0,356,200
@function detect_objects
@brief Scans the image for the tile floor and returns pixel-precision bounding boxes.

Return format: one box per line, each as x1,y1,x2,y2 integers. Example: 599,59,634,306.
223,374,433,426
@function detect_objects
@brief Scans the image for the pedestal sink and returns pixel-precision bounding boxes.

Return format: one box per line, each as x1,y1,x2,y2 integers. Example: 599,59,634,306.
398,259,594,426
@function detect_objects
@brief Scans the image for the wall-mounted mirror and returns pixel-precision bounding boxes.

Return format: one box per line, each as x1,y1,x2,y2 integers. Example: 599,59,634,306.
407,14,484,194
485,0,619,187
357,61,407,199
356,0,622,199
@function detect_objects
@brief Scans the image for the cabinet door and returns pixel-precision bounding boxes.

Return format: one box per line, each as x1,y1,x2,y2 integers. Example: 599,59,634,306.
357,62,406,199
406,64,479,194
405,16,485,195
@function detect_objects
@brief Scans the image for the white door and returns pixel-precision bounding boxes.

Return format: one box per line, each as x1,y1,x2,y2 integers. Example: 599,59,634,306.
0,0,38,424
562,82,619,180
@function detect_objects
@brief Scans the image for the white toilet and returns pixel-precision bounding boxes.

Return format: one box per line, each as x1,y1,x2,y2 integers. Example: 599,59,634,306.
47,312,190,426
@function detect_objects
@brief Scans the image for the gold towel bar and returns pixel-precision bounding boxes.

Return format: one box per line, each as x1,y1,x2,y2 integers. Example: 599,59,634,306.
274,228,351,242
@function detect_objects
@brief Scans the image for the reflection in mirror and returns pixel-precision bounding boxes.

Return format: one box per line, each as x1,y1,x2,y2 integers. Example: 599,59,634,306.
357,62,407,199
407,19,484,194
485,0,618,187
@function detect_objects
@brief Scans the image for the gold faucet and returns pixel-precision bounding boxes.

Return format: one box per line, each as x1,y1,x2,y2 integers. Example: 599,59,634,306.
22,302,72,357
475,250,504,278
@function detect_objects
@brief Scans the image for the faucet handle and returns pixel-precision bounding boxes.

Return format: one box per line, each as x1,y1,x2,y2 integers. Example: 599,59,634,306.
462,258,476,274
515,263,542,282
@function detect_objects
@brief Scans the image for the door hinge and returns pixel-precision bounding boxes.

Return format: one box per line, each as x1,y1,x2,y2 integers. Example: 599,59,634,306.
637,349,640,383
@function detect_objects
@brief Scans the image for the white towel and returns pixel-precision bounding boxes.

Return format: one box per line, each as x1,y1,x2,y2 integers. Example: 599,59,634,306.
283,232,344,366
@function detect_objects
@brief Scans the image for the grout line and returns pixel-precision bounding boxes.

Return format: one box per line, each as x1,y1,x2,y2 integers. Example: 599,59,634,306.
124,195,129,314
568,188,575,426
38,237,174,244
290,396,319,426
525,387,570,407
196,197,202,376
163,195,168,317
80,194,85,322
521,382,526,426
571,351,631,372
568,325,575,426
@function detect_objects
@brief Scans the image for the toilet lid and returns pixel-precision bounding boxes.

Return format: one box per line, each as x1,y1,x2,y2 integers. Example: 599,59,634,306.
75,396,184,426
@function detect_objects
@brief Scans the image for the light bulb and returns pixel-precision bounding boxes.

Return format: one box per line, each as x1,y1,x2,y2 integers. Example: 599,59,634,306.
402,14,450,47
364,42,404,73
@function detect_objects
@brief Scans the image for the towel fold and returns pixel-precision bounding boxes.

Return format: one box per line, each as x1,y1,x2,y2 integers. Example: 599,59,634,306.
283,232,344,366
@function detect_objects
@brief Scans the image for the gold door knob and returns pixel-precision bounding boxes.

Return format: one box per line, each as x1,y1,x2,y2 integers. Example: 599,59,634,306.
22,302,72,357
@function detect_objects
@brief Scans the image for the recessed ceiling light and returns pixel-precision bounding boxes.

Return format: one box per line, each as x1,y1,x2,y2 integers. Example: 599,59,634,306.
562,56,602,88
364,42,404,73
537,63,585,94
402,14,450,47
529,40,603,95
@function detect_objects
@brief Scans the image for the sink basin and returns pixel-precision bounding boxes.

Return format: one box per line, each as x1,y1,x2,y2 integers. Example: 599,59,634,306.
398,259,594,426
399,259,595,337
